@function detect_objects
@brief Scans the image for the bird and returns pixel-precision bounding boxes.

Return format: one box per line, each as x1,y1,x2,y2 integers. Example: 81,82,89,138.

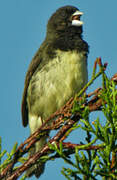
21,5,89,178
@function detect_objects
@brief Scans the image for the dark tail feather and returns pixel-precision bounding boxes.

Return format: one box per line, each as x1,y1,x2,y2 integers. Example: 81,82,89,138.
26,136,47,178
26,162,45,178
35,163,45,178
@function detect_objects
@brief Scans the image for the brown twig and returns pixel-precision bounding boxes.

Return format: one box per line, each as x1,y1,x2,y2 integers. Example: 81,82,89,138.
0,85,103,180
1,59,117,180
61,142,104,150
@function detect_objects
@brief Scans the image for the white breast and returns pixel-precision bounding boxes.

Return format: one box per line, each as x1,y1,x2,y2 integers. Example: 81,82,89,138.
54,50,88,95
28,50,88,123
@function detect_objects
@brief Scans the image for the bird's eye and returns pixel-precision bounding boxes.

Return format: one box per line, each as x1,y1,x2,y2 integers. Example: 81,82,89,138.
61,11,67,18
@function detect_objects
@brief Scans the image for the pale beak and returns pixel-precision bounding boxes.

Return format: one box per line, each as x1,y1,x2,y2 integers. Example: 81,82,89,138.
72,10,84,26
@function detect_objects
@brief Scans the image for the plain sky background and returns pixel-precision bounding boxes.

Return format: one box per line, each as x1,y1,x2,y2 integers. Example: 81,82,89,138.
0,0,117,180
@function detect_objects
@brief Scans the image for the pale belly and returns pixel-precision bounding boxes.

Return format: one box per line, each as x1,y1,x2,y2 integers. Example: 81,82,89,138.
27,50,88,122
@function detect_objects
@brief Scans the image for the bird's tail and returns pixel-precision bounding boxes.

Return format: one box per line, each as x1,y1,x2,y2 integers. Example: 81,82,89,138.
26,136,47,178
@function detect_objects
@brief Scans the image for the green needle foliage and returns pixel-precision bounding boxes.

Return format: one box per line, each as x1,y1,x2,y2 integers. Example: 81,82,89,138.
0,60,117,179
49,62,117,180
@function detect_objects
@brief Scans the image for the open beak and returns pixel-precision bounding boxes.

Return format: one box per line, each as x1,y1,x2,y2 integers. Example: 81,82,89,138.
72,10,83,26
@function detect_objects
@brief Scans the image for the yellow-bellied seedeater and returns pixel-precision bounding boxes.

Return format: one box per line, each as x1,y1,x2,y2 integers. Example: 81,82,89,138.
21,5,89,178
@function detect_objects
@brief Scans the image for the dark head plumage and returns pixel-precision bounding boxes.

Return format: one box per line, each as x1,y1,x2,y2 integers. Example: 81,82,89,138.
45,6,88,52
47,6,83,38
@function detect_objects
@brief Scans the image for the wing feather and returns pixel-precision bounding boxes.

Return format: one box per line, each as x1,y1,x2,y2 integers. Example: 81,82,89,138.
21,52,42,127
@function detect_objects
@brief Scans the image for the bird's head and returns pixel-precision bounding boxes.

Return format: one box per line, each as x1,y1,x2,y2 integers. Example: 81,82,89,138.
47,6,84,38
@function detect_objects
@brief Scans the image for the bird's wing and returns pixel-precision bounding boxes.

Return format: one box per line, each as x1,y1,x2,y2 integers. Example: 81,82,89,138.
21,52,42,127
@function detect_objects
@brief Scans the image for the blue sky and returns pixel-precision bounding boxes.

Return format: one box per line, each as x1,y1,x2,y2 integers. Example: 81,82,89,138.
0,0,117,179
